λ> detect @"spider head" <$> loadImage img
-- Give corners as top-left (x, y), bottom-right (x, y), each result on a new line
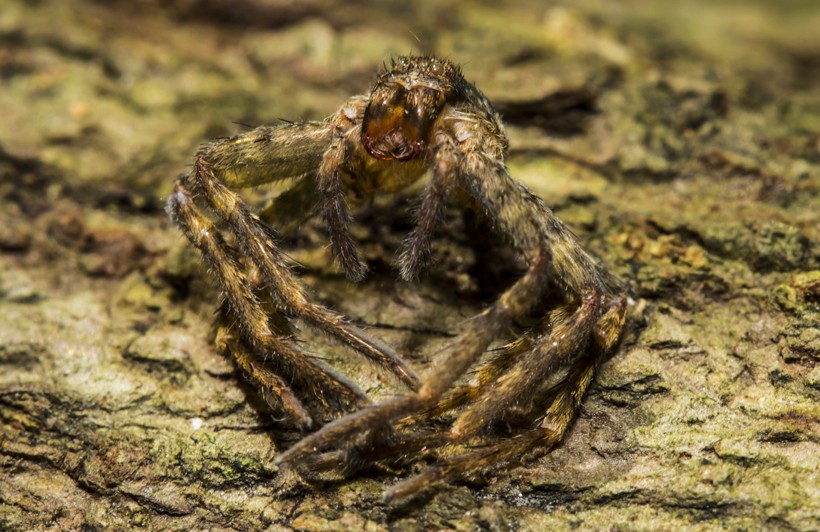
top-left (362, 80), bottom-right (447, 161)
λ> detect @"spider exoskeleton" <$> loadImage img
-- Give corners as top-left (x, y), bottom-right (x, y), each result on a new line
top-left (167, 55), bottom-right (627, 501)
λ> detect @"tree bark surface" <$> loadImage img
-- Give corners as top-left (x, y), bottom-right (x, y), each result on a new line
top-left (1, 1), bottom-right (818, 530)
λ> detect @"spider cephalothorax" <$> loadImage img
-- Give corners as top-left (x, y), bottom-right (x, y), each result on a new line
top-left (168, 55), bottom-right (627, 501)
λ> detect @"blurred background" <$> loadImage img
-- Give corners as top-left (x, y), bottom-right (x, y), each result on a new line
top-left (1, 0), bottom-right (818, 529)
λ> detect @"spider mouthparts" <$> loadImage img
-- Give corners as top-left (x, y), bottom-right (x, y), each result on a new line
top-left (361, 85), bottom-right (443, 161)
top-left (363, 133), bottom-right (424, 161)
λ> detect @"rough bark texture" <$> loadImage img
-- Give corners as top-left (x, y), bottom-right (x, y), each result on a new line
top-left (1, 0), bottom-right (818, 530)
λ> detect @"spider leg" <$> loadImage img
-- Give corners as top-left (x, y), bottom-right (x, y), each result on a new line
top-left (217, 324), bottom-right (313, 429)
top-left (449, 289), bottom-right (601, 438)
top-left (168, 184), bottom-right (372, 414)
top-left (177, 122), bottom-right (421, 390)
top-left (275, 246), bottom-right (551, 465)
top-left (281, 319), bottom-right (600, 489)
top-left (408, 330), bottom-right (538, 423)
top-left (299, 430), bottom-right (451, 475)
top-left (386, 291), bottom-right (629, 500)
top-left (317, 133), bottom-right (369, 282)
top-left (397, 139), bottom-right (457, 280)
top-left (382, 133), bottom-right (628, 499)
top-left (340, 284), bottom-right (624, 499)
top-left (384, 358), bottom-right (599, 502)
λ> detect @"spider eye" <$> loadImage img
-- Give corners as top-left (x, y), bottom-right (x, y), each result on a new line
top-left (362, 86), bottom-right (445, 161)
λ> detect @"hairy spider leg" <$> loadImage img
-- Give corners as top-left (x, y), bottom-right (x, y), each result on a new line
top-left (396, 138), bottom-right (458, 280)
top-left (286, 319), bottom-right (587, 478)
top-left (415, 288), bottom-right (621, 428)
top-left (384, 359), bottom-right (599, 502)
top-left (219, 327), bottom-right (313, 429)
top-left (406, 132), bottom-right (627, 490)
top-left (382, 292), bottom-right (626, 498)
top-left (180, 120), bottom-right (422, 390)
top-left (275, 242), bottom-right (552, 465)
top-left (433, 120), bottom-right (625, 408)
top-left (317, 132), bottom-right (369, 282)
top-left (411, 330), bottom-right (539, 421)
top-left (387, 287), bottom-right (628, 501)
top-left (167, 185), bottom-right (370, 418)
top-left (308, 293), bottom-right (618, 465)
top-left (449, 288), bottom-right (600, 438)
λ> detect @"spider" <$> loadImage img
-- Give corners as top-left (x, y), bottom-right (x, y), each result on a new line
top-left (167, 55), bottom-right (628, 501)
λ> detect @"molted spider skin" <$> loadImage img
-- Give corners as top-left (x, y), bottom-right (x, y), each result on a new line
top-left (167, 55), bottom-right (627, 501)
